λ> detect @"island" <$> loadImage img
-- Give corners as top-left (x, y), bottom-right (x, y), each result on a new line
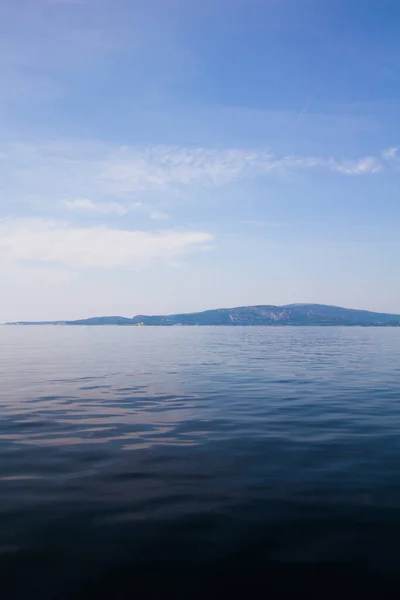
top-left (6, 304), bottom-right (400, 326)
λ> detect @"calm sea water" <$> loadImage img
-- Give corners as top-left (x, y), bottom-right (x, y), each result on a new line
top-left (1, 326), bottom-right (400, 598)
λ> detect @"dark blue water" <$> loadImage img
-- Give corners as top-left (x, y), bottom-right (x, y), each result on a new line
top-left (1, 326), bottom-right (400, 598)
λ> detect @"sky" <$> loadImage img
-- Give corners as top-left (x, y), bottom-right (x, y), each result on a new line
top-left (1, 0), bottom-right (400, 321)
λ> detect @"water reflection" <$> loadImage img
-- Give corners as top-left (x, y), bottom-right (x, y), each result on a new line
top-left (0, 383), bottom-right (204, 448)
top-left (2, 326), bottom-right (400, 597)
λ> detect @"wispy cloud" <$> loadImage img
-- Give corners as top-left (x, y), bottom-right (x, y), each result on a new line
top-left (64, 198), bottom-right (142, 216)
top-left (0, 218), bottom-right (213, 269)
top-left (382, 147), bottom-right (400, 168)
top-left (102, 147), bottom-right (384, 192)
top-left (329, 156), bottom-right (382, 175)
top-left (0, 141), bottom-right (389, 216)
top-left (64, 198), bottom-right (169, 220)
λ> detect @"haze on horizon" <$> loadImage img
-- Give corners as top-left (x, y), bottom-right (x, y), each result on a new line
top-left (1, 0), bottom-right (399, 322)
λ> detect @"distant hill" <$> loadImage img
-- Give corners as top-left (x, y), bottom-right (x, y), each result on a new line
top-left (6, 304), bottom-right (400, 326)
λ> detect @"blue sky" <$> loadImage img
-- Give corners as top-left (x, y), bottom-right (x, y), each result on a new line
top-left (1, 0), bottom-right (400, 320)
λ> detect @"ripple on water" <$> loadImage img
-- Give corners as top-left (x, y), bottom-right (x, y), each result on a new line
top-left (1, 327), bottom-right (400, 596)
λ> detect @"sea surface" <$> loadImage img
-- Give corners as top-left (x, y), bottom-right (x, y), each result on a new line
top-left (1, 326), bottom-right (400, 598)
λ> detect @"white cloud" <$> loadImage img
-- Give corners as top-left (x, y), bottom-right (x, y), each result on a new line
top-left (0, 141), bottom-right (388, 215)
top-left (101, 147), bottom-right (274, 191)
top-left (329, 156), bottom-right (382, 175)
top-left (0, 218), bottom-right (213, 269)
top-left (64, 198), bottom-right (142, 215)
top-left (101, 146), bottom-right (383, 192)
top-left (64, 197), bottom-right (167, 220)
top-left (382, 147), bottom-right (400, 168)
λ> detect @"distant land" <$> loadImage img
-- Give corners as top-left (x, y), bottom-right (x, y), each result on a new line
top-left (6, 304), bottom-right (400, 326)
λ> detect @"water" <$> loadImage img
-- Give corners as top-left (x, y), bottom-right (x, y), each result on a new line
top-left (1, 326), bottom-right (400, 598)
